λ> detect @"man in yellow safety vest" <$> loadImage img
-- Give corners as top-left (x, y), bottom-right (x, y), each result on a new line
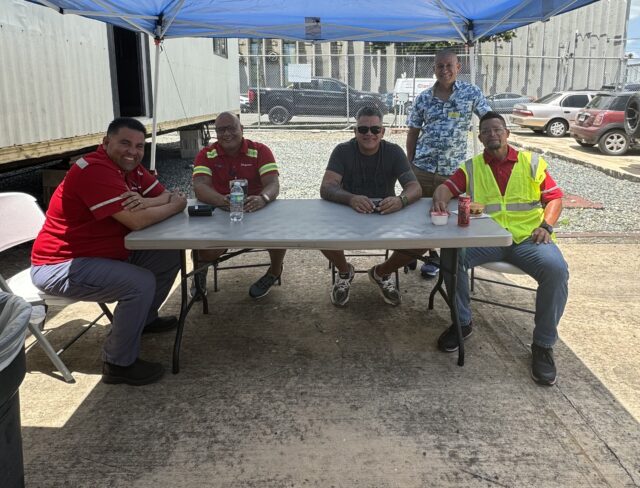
top-left (432, 111), bottom-right (569, 386)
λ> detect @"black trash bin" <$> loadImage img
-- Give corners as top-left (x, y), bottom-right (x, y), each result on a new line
top-left (0, 292), bottom-right (31, 488)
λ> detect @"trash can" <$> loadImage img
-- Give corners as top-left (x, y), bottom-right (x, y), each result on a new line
top-left (0, 292), bottom-right (31, 488)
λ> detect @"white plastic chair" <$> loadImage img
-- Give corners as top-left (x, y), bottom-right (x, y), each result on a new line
top-left (0, 192), bottom-right (112, 383)
top-left (470, 261), bottom-right (535, 314)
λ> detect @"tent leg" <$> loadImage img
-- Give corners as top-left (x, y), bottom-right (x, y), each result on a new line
top-left (150, 38), bottom-right (161, 173)
top-left (469, 42), bottom-right (479, 155)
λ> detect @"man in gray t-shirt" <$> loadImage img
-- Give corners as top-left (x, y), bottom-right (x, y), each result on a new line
top-left (320, 106), bottom-right (425, 307)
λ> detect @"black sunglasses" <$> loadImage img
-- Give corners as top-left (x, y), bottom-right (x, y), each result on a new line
top-left (356, 125), bottom-right (383, 135)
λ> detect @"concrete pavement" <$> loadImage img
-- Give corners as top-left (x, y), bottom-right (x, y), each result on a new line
top-left (509, 129), bottom-right (640, 182)
top-left (17, 239), bottom-right (640, 487)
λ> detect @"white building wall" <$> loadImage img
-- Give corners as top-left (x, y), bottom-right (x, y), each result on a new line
top-left (0, 0), bottom-right (113, 148)
top-left (477, 0), bottom-right (629, 97)
top-left (152, 37), bottom-right (239, 122)
top-left (0, 0), bottom-right (239, 158)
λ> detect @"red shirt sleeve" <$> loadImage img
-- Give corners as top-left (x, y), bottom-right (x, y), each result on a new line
top-left (443, 168), bottom-right (467, 197)
top-left (194, 147), bottom-right (210, 168)
top-left (257, 143), bottom-right (278, 176)
top-left (540, 170), bottom-right (563, 204)
top-left (138, 166), bottom-right (166, 197)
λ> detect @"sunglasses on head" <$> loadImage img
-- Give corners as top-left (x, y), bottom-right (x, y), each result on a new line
top-left (356, 125), bottom-right (383, 135)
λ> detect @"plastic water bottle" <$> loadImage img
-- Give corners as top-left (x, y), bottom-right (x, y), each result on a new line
top-left (229, 181), bottom-right (244, 222)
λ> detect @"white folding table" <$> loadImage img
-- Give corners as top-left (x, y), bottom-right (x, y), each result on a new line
top-left (125, 198), bottom-right (512, 373)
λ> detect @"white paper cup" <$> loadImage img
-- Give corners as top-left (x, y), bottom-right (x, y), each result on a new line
top-left (431, 212), bottom-right (448, 226)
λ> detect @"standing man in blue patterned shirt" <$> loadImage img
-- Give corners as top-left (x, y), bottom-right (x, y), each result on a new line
top-left (405, 49), bottom-right (491, 277)
top-left (406, 49), bottom-right (491, 197)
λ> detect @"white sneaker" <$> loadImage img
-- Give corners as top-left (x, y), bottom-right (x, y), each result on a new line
top-left (331, 264), bottom-right (355, 306)
top-left (368, 266), bottom-right (401, 306)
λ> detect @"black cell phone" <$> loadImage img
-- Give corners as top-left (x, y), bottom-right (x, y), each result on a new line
top-left (371, 198), bottom-right (383, 211)
top-left (188, 204), bottom-right (214, 216)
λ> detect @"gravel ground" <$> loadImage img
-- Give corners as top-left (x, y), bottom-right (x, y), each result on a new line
top-left (153, 130), bottom-right (640, 235)
top-left (2, 129), bottom-right (639, 235)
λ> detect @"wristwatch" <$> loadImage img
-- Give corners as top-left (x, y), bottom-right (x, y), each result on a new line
top-left (400, 195), bottom-right (409, 208)
top-left (539, 221), bottom-right (553, 234)
top-left (260, 193), bottom-right (271, 204)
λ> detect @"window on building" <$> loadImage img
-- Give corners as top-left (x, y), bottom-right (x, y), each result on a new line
top-left (213, 38), bottom-right (228, 58)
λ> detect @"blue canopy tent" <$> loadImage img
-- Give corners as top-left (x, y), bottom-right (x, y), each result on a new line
top-left (29, 0), bottom-right (600, 169)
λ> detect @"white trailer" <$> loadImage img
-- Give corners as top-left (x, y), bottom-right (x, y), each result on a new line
top-left (0, 0), bottom-right (240, 169)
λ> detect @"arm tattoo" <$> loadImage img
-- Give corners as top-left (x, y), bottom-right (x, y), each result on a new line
top-left (321, 182), bottom-right (353, 205)
top-left (398, 170), bottom-right (417, 187)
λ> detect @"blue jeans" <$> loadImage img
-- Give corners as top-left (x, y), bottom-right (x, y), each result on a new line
top-left (443, 238), bottom-right (569, 348)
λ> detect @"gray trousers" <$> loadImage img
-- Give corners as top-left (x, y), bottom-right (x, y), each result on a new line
top-left (31, 250), bottom-right (180, 366)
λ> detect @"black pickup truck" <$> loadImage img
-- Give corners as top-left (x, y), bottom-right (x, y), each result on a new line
top-left (247, 77), bottom-right (388, 124)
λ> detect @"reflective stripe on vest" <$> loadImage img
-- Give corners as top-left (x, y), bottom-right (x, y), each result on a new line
top-left (530, 152), bottom-right (540, 179)
top-left (484, 201), bottom-right (541, 214)
top-left (464, 158), bottom-right (474, 199)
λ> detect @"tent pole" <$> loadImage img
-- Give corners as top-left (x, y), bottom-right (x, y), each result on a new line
top-left (345, 50), bottom-right (350, 126)
top-left (257, 55), bottom-right (261, 128)
top-left (150, 38), bottom-right (161, 174)
top-left (469, 41), bottom-right (479, 156)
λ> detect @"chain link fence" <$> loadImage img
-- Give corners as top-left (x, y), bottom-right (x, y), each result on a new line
top-left (238, 51), bottom-right (627, 130)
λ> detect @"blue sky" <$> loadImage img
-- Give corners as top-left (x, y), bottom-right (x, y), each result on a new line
top-left (628, 0), bottom-right (640, 58)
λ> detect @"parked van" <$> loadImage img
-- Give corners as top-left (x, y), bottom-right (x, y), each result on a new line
top-left (392, 77), bottom-right (437, 112)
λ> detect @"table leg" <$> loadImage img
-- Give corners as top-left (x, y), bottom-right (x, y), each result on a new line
top-left (428, 272), bottom-right (448, 309)
top-left (173, 250), bottom-right (189, 374)
top-left (440, 248), bottom-right (464, 366)
top-left (174, 250), bottom-right (213, 373)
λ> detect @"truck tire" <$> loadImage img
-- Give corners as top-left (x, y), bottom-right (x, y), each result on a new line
top-left (545, 118), bottom-right (568, 137)
top-left (625, 93), bottom-right (640, 138)
top-left (268, 106), bottom-right (292, 125)
top-left (598, 130), bottom-right (629, 156)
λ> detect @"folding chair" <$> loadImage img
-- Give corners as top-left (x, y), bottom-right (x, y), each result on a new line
top-left (0, 192), bottom-right (113, 383)
top-left (211, 249), bottom-right (280, 292)
top-left (470, 261), bottom-right (535, 314)
top-left (192, 248), bottom-right (281, 294)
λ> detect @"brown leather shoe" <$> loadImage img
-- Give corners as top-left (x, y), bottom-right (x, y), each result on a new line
top-left (102, 358), bottom-right (164, 386)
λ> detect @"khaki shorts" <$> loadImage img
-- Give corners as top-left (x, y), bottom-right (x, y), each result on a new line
top-left (410, 164), bottom-right (449, 198)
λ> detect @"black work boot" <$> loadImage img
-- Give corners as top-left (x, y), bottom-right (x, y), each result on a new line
top-left (531, 344), bottom-right (557, 386)
top-left (102, 358), bottom-right (165, 386)
top-left (437, 322), bottom-right (473, 352)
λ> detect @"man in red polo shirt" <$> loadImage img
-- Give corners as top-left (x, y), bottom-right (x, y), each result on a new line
top-left (191, 112), bottom-right (285, 299)
top-left (31, 117), bottom-right (187, 386)
top-left (432, 111), bottom-right (568, 386)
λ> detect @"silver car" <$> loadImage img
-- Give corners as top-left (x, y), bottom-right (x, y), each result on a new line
top-left (486, 92), bottom-right (535, 113)
top-left (511, 90), bottom-right (599, 137)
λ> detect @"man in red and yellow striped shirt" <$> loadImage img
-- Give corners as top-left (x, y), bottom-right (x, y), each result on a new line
top-left (191, 112), bottom-right (285, 299)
